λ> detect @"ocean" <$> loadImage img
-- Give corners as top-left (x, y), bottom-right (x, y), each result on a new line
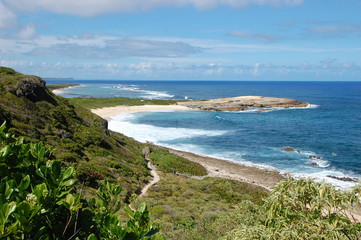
top-left (52, 80), bottom-right (361, 188)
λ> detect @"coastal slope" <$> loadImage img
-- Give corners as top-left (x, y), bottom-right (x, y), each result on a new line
top-left (0, 67), bottom-right (151, 198)
top-left (177, 95), bottom-right (309, 111)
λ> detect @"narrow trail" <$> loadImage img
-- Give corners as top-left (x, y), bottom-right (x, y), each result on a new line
top-left (139, 157), bottom-right (160, 198)
top-left (129, 156), bottom-right (159, 211)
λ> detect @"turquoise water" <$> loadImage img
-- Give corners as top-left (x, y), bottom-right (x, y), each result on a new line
top-left (53, 80), bottom-right (361, 187)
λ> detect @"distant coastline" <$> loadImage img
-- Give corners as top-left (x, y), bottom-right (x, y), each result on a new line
top-left (49, 83), bottom-right (84, 95)
top-left (44, 77), bottom-right (75, 81)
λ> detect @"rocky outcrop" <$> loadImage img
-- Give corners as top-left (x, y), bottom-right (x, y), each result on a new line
top-left (177, 96), bottom-right (308, 112)
top-left (6, 76), bottom-right (57, 105)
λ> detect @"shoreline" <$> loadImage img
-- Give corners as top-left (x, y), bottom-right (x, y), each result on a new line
top-left (166, 147), bottom-right (285, 191)
top-left (91, 104), bottom-right (191, 120)
top-left (91, 104), bottom-right (285, 190)
top-left (52, 84), bottom-right (85, 95)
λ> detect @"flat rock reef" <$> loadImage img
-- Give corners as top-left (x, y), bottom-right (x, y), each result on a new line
top-left (177, 95), bottom-right (309, 112)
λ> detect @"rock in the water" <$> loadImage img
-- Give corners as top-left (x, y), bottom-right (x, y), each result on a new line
top-left (283, 147), bottom-right (296, 152)
top-left (327, 175), bottom-right (358, 182)
top-left (177, 96), bottom-right (309, 112)
top-left (309, 162), bottom-right (319, 167)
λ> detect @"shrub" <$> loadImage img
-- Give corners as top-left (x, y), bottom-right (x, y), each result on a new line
top-left (0, 121), bottom-right (163, 239)
top-left (223, 177), bottom-right (361, 240)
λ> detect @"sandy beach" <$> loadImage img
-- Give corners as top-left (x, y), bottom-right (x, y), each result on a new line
top-left (91, 104), bottom-right (191, 119)
top-left (52, 84), bottom-right (84, 95)
top-left (91, 104), bottom-right (285, 190)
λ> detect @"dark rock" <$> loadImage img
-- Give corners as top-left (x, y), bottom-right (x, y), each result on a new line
top-left (326, 175), bottom-right (358, 182)
top-left (283, 147), bottom-right (295, 152)
top-left (309, 162), bottom-right (319, 167)
top-left (6, 76), bottom-right (57, 105)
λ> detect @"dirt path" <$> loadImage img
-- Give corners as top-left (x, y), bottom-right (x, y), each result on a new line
top-left (139, 157), bottom-right (160, 198)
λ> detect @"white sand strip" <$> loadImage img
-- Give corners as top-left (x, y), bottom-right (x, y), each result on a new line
top-left (91, 104), bottom-right (191, 119)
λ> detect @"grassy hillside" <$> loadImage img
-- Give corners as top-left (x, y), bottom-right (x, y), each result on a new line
top-left (0, 67), bottom-right (150, 199)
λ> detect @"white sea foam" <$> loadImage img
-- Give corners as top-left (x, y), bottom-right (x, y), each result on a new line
top-left (305, 104), bottom-right (319, 109)
top-left (140, 90), bottom-right (175, 99)
top-left (113, 84), bottom-right (174, 99)
top-left (109, 113), bottom-right (228, 144)
top-left (292, 170), bottom-right (359, 189)
top-left (234, 104), bottom-right (319, 113)
top-left (109, 113), bottom-right (359, 189)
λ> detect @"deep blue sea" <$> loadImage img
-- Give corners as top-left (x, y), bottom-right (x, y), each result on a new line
top-left (51, 80), bottom-right (361, 188)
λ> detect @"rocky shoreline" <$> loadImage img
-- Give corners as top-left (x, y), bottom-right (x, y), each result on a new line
top-left (177, 95), bottom-right (309, 112)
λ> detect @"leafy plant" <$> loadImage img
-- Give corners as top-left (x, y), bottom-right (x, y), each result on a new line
top-left (223, 177), bottom-right (361, 240)
top-left (0, 121), bottom-right (163, 239)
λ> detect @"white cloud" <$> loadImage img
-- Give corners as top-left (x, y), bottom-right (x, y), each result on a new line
top-left (1, 57), bottom-right (359, 80)
top-left (0, 2), bottom-right (16, 29)
top-left (16, 24), bottom-right (36, 39)
top-left (0, 34), bottom-right (203, 58)
top-left (26, 38), bottom-right (203, 59)
top-left (4, 0), bottom-right (303, 17)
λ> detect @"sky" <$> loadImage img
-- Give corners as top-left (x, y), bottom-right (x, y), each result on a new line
top-left (0, 0), bottom-right (360, 81)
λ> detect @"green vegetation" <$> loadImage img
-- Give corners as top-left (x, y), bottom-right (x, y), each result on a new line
top-left (46, 83), bottom-right (80, 90)
top-left (134, 172), bottom-right (269, 239)
top-left (223, 178), bottom-right (361, 240)
top-left (68, 97), bottom-right (182, 109)
top-left (0, 122), bottom-right (162, 239)
top-left (149, 147), bottom-right (207, 176)
top-left (0, 67), bottom-right (150, 199)
top-left (135, 169), bottom-right (361, 239)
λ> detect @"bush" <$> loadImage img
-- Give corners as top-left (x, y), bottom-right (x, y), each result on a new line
top-left (149, 148), bottom-right (207, 176)
top-left (223, 177), bottom-right (361, 240)
top-left (0, 121), bottom-right (163, 239)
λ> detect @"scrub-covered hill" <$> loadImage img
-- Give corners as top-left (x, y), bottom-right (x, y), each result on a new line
top-left (0, 67), bottom-right (149, 199)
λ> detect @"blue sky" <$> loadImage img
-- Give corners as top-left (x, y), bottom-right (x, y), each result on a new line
top-left (0, 0), bottom-right (360, 80)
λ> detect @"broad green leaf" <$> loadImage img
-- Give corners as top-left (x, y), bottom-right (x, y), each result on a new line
top-left (16, 202), bottom-right (30, 217)
top-left (87, 233), bottom-right (98, 240)
top-left (0, 146), bottom-right (10, 157)
top-left (18, 175), bottom-right (30, 192)
top-left (50, 161), bottom-right (61, 179)
top-left (61, 167), bottom-right (74, 180)
top-left (2, 202), bottom-right (16, 219)
top-left (33, 183), bottom-right (48, 200)
top-left (62, 179), bottom-right (76, 187)
top-left (137, 203), bottom-right (147, 214)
